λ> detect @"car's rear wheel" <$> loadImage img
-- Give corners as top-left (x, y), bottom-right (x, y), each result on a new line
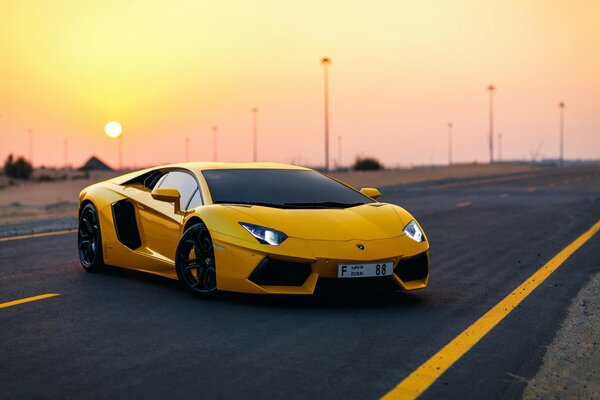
top-left (175, 223), bottom-right (218, 297)
top-left (78, 203), bottom-right (105, 272)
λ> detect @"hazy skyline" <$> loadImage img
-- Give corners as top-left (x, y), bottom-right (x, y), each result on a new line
top-left (1, 0), bottom-right (599, 168)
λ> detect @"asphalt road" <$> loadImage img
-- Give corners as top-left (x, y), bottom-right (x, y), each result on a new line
top-left (1, 166), bottom-right (599, 399)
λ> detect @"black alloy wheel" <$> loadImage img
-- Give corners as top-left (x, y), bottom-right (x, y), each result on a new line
top-left (175, 223), bottom-right (218, 297)
top-left (78, 203), bottom-right (104, 272)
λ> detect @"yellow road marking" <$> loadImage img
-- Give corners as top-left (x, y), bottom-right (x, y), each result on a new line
top-left (382, 219), bottom-right (600, 400)
top-left (0, 293), bottom-right (60, 309)
top-left (0, 229), bottom-right (76, 242)
top-left (455, 201), bottom-right (471, 208)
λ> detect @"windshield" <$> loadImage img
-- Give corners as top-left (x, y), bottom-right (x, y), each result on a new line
top-left (203, 169), bottom-right (374, 209)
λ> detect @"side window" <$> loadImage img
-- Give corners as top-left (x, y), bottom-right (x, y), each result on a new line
top-left (187, 188), bottom-right (202, 209)
top-left (158, 171), bottom-right (199, 210)
top-left (144, 171), bottom-right (165, 189)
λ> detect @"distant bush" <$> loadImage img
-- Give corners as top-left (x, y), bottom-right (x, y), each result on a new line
top-left (4, 154), bottom-right (33, 179)
top-left (36, 174), bottom-right (55, 182)
top-left (353, 157), bottom-right (383, 171)
top-left (70, 172), bottom-right (89, 180)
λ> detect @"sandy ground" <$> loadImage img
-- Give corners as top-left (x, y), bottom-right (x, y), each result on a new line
top-left (0, 170), bottom-right (117, 225)
top-left (523, 272), bottom-right (600, 399)
top-left (0, 163), bottom-right (542, 226)
top-left (327, 163), bottom-right (542, 188)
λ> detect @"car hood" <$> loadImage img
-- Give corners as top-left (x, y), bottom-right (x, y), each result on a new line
top-left (224, 203), bottom-right (406, 241)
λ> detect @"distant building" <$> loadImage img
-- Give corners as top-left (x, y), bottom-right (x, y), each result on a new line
top-left (79, 156), bottom-right (113, 171)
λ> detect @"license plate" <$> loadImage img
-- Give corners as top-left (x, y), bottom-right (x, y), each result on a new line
top-left (337, 261), bottom-right (393, 278)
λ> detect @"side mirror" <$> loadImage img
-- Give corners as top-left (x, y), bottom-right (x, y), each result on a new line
top-left (151, 187), bottom-right (182, 213)
top-left (360, 187), bottom-right (381, 199)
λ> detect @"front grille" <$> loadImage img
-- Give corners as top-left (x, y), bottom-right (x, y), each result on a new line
top-left (248, 257), bottom-right (312, 286)
top-left (394, 252), bottom-right (429, 282)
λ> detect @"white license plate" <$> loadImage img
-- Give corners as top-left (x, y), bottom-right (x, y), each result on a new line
top-left (337, 261), bottom-right (394, 278)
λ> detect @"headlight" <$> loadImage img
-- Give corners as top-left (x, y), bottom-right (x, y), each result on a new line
top-left (403, 220), bottom-right (424, 242)
top-left (240, 222), bottom-right (288, 245)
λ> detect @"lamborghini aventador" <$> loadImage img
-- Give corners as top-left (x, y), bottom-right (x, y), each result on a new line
top-left (78, 162), bottom-right (429, 296)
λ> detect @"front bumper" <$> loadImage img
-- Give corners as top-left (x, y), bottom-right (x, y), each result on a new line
top-left (211, 232), bottom-right (429, 294)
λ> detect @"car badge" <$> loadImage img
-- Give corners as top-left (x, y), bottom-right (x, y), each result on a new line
top-left (356, 244), bottom-right (365, 250)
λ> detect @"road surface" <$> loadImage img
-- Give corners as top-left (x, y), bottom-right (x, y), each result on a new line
top-left (1, 166), bottom-right (599, 399)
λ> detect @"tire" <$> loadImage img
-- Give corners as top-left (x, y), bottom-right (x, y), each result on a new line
top-left (175, 222), bottom-right (218, 298)
top-left (78, 202), bottom-right (105, 272)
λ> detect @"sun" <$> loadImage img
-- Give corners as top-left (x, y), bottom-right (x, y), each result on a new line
top-left (104, 121), bottom-right (122, 138)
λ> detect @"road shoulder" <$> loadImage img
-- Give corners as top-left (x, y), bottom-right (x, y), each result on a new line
top-left (523, 272), bottom-right (600, 399)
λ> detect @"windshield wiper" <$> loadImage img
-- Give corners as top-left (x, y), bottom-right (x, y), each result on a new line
top-left (283, 202), bottom-right (366, 209)
top-left (214, 201), bottom-right (289, 209)
top-left (214, 201), bottom-right (366, 209)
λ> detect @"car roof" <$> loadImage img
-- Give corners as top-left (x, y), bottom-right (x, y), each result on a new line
top-left (110, 162), bottom-right (312, 185)
top-left (174, 161), bottom-right (310, 173)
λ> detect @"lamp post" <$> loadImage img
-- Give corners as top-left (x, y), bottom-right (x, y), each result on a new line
top-left (64, 139), bottom-right (68, 169)
top-left (448, 122), bottom-right (453, 166)
top-left (337, 135), bottom-right (342, 169)
top-left (104, 121), bottom-right (123, 170)
top-left (212, 126), bottom-right (218, 162)
top-left (27, 128), bottom-right (33, 166)
top-left (498, 133), bottom-right (502, 162)
top-left (251, 108), bottom-right (258, 162)
top-left (488, 85), bottom-right (495, 164)
top-left (185, 137), bottom-right (190, 162)
top-left (321, 57), bottom-right (332, 171)
top-left (118, 136), bottom-right (123, 170)
top-left (559, 102), bottom-right (565, 167)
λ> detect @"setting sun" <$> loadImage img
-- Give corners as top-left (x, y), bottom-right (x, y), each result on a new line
top-left (104, 121), bottom-right (122, 139)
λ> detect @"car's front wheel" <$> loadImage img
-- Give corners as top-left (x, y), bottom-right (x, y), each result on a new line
top-left (78, 202), bottom-right (105, 272)
top-left (175, 223), bottom-right (218, 297)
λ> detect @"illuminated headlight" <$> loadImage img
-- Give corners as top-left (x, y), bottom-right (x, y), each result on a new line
top-left (240, 223), bottom-right (288, 245)
top-left (403, 220), bottom-right (424, 242)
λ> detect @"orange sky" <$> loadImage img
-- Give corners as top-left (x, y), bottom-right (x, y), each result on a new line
top-left (0, 0), bottom-right (599, 168)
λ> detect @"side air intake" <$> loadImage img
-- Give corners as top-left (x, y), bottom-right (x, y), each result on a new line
top-left (394, 252), bottom-right (429, 282)
top-left (111, 200), bottom-right (142, 250)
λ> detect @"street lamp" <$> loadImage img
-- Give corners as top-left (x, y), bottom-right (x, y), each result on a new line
top-left (64, 139), bottom-right (68, 169)
top-left (321, 57), bottom-right (332, 171)
top-left (337, 136), bottom-right (342, 169)
top-left (448, 122), bottom-right (453, 166)
top-left (497, 133), bottom-right (503, 162)
top-left (487, 85), bottom-right (495, 164)
top-left (185, 137), bottom-right (190, 162)
top-left (104, 121), bottom-right (123, 170)
top-left (559, 102), bottom-right (565, 167)
top-left (212, 126), bottom-right (218, 162)
top-left (27, 128), bottom-right (33, 166)
top-left (251, 108), bottom-right (258, 162)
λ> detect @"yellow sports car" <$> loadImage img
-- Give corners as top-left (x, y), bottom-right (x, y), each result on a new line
top-left (78, 162), bottom-right (429, 296)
